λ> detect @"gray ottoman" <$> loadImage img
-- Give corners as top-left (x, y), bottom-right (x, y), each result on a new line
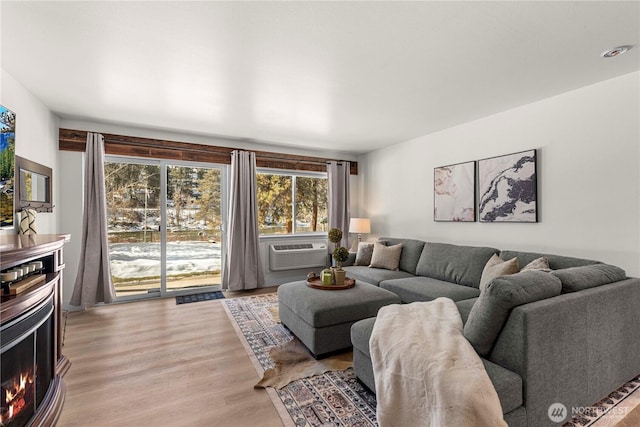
top-left (277, 281), bottom-right (401, 357)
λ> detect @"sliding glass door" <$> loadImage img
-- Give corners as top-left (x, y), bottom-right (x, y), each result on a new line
top-left (165, 164), bottom-right (223, 292)
top-left (105, 160), bottom-right (162, 297)
top-left (105, 157), bottom-right (226, 300)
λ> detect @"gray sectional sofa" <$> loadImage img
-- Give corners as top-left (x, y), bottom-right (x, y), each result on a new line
top-left (345, 237), bottom-right (640, 427)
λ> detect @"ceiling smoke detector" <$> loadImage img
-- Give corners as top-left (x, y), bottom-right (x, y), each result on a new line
top-left (601, 45), bottom-right (632, 58)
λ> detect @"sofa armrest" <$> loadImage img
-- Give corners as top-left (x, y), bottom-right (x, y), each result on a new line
top-left (489, 278), bottom-right (640, 426)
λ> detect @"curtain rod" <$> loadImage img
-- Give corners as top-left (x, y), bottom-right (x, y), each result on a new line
top-left (250, 152), bottom-right (349, 166)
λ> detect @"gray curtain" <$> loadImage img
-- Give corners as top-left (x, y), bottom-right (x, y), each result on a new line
top-left (70, 132), bottom-right (116, 307)
top-left (327, 161), bottom-right (351, 249)
top-left (222, 150), bottom-right (264, 291)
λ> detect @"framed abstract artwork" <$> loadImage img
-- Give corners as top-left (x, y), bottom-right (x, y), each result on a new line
top-left (434, 161), bottom-right (475, 222)
top-left (478, 149), bottom-right (537, 222)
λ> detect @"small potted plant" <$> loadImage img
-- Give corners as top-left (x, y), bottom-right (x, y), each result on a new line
top-left (328, 228), bottom-right (349, 284)
top-left (333, 246), bottom-right (350, 269)
top-left (332, 247), bottom-right (349, 285)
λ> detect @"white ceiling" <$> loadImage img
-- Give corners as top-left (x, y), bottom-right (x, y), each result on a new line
top-left (1, 1), bottom-right (639, 154)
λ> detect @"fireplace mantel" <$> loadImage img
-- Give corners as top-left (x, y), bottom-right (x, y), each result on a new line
top-left (1, 234), bottom-right (70, 427)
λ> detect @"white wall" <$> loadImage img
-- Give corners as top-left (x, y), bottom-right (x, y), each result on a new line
top-left (57, 119), bottom-right (361, 306)
top-left (0, 69), bottom-right (59, 235)
top-left (362, 72), bottom-right (640, 277)
top-left (57, 149), bottom-right (83, 308)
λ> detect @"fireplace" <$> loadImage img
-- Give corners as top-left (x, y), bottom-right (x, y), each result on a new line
top-left (1, 297), bottom-right (54, 427)
top-left (1, 234), bottom-right (69, 427)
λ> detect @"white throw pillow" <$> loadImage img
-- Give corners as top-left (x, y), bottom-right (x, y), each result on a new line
top-left (521, 256), bottom-right (552, 272)
top-left (369, 242), bottom-right (403, 271)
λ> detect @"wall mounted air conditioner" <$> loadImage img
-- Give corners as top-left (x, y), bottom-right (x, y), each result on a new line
top-left (269, 243), bottom-right (327, 271)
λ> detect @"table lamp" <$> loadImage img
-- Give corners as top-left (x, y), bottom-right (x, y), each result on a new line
top-left (349, 218), bottom-right (371, 250)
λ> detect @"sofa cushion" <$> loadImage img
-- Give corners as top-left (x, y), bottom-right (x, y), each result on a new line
top-left (500, 250), bottom-right (600, 270)
top-left (350, 315), bottom-right (523, 414)
top-left (380, 277), bottom-right (481, 303)
top-left (342, 265), bottom-right (414, 286)
top-left (369, 242), bottom-right (403, 270)
top-left (480, 254), bottom-right (520, 292)
top-left (378, 237), bottom-right (426, 274)
top-left (482, 359), bottom-right (523, 414)
top-left (278, 281), bottom-right (400, 329)
top-left (464, 270), bottom-right (562, 356)
top-left (355, 242), bottom-right (375, 266)
top-left (416, 242), bottom-right (499, 288)
top-left (351, 317), bottom-right (376, 357)
top-left (455, 298), bottom-right (478, 324)
top-left (552, 264), bottom-right (627, 293)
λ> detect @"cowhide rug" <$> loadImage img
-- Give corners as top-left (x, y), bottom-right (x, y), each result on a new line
top-left (255, 338), bottom-right (353, 390)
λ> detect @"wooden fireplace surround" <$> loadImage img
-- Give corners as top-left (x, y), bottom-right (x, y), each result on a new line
top-left (1, 234), bottom-right (71, 426)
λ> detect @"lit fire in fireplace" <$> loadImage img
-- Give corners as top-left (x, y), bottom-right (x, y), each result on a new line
top-left (0, 368), bottom-right (34, 426)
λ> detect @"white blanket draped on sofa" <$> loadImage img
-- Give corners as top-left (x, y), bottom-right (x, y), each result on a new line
top-left (370, 297), bottom-right (507, 427)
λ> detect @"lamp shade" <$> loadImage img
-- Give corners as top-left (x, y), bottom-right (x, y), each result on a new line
top-left (349, 218), bottom-right (371, 234)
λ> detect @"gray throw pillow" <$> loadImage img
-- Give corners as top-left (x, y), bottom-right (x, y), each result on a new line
top-left (464, 270), bottom-right (562, 356)
top-left (552, 264), bottom-right (626, 293)
top-left (355, 242), bottom-right (374, 266)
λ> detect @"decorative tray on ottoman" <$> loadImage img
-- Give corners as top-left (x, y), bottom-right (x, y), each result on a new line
top-left (306, 276), bottom-right (356, 290)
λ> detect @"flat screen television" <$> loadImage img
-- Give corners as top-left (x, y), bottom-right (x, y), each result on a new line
top-left (1, 105), bottom-right (16, 229)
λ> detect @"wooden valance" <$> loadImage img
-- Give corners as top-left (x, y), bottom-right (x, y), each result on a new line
top-left (58, 128), bottom-right (358, 175)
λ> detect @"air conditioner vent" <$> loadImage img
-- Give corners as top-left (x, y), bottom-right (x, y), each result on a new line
top-left (269, 242), bottom-right (327, 271)
top-left (272, 244), bottom-right (314, 251)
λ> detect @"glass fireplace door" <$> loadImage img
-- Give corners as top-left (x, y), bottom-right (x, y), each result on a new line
top-left (0, 298), bottom-right (54, 427)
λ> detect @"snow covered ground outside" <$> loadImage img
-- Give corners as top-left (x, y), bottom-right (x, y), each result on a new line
top-left (109, 241), bottom-right (221, 279)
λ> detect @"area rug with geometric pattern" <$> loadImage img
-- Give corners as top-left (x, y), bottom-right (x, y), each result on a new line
top-left (222, 293), bottom-right (377, 426)
top-left (222, 292), bottom-right (639, 427)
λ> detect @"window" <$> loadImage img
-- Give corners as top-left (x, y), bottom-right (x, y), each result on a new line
top-left (257, 170), bottom-right (328, 235)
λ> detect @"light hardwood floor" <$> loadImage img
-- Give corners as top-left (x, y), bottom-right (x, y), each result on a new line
top-left (58, 288), bottom-right (283, 427)
top-left (57, 287), bottom-right (640, 427)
